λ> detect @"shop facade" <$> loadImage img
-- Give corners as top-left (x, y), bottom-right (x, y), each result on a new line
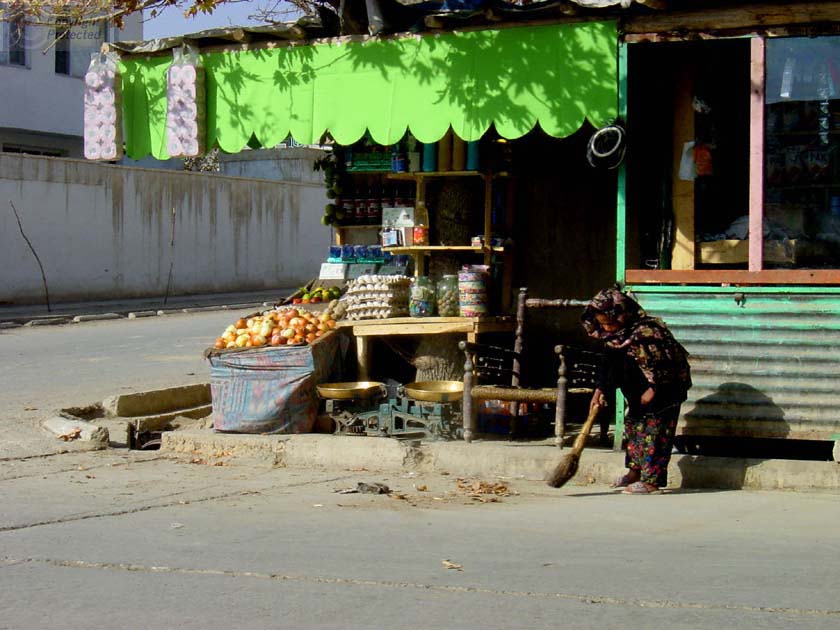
top-left (621, 2), bottom-right (840, 454)
top-left (103, 1), bottom-right (840, 454)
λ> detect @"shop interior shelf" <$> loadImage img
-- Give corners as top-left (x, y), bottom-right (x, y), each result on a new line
top-left (387, 170), bottom-right (484, 179)
top-left (382, 245), bottom-right (505, 253)
top-left (386, 171), bottom-right (510, 180)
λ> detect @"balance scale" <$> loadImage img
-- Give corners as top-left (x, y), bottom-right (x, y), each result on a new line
top-left (316, 381), bottom-right (463, 441)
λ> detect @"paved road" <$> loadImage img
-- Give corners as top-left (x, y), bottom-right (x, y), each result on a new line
top-left (2, 309), bottom-right (839, 628)
top-left (1, 451), bottom-right (838, 629)
top-left (0, 311), bottom-right (235, 458)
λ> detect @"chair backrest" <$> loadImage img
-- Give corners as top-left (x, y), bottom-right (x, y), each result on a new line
top-left (561, 346), bottom-right (601, 394)
top-left (460, 287), bottom-right (591, 388)
top-left (515, 287), bottom-right (589, 388)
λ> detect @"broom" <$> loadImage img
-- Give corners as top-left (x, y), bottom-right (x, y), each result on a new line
top-left (545, 404), bottom-right (600, 488)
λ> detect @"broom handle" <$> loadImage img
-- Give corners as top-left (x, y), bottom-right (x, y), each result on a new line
top-left (571, 405), bottom-right (600, 455)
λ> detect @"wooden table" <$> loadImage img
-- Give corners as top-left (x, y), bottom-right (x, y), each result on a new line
top-left (336, 316), bottom-right (515, 380)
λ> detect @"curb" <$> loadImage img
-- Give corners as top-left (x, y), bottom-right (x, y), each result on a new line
top-left (73, 313), bottom-right (123, 323)
top-left (103, 384), bottom-right (211, 418)
top-left (159, 430), bottom-right (840, 491)
top-left (24, 317), bottom-right (70, 327)
top-left (2, 302), bottom-right (271, 327)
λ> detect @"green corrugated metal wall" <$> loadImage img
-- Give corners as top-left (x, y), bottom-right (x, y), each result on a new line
top-left (631, 290), bottom-right (840, 441)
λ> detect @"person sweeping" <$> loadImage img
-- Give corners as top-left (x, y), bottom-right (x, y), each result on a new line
top-left (581, 287), bottom-right (692, 495)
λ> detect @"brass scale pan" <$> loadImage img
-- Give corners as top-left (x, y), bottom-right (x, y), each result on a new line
top-left (316, 380), bottom-right (463, 403)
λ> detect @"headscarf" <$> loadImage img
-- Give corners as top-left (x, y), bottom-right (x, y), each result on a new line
top-left (581, 288), bottom-right (691, 389)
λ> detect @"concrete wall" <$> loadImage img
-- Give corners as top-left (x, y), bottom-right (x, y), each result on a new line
top-left (0, 154), bottom-right (329, 304)
top-left (219, 147), bottom-right (327, 184)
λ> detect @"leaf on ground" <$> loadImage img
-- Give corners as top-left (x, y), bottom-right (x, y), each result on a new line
top-left (455, 477), bottom-right (514, 497)
top-left (58, 428), bottom-right (82, 441)
top-left (415, 484), bottom-right (428, 492)
top-left (442, 559), bottom-right (463, 571)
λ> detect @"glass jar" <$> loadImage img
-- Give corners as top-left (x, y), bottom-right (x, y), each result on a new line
top-left (436, 275), bottom-right (459, 317)
top-left (409, 276), bottom-right (435, 317)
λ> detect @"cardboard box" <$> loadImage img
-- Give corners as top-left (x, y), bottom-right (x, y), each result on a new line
top-left (382, 206), bottom-right (415, 228)
top-left (698, 239), bottom-right (796, 265)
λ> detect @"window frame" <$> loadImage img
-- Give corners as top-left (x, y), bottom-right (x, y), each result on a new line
top-left (1, 17), bottom-right (26, 67)
top-left (621, 33), bottom-right (840, 286)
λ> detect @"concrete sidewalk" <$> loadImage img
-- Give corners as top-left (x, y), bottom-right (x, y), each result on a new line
top-left (161, 430), bottom-right (840, 492)
top-left (52, 383), bottom-right (840, 493)
top-left (0, 289), bottom-right (295, 326)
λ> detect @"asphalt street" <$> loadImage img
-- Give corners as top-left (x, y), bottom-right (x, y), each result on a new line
top-left (1, 450), bottom-right (839, 629)
top-left (1, 309), bottom-right (839, 629)
top-left (0, 310), bottom-right (234, 458)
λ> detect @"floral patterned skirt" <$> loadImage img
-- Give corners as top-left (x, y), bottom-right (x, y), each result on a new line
top-left (624, 404), bottom-right (681, 487)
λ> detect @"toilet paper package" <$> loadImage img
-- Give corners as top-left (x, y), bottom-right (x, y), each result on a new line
top-left (83, 53), bottom-right (123, 161)
top-left (165, 45), bottom-right (206, 158)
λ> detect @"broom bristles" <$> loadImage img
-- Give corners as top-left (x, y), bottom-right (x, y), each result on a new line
top-left (545, 452), bottom-right (580, 488)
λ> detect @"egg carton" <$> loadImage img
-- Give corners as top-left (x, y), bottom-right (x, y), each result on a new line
top-left (346, 304), bottom-right (409, 320)
top-left (346, 299), bottom-right (408, 312)
top-left (348, 295), bottom-right (409, 306)
top-left (350, 275), bottom-right (411, 287)
top-left (346, 287), bottom-right (409, 299)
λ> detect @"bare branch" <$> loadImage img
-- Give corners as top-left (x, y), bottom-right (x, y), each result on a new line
top-left (9, 201), bottom-right (51, 313)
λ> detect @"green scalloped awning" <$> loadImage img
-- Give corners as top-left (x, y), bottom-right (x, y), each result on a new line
top-left (120, 21), bottom-right (617, 159)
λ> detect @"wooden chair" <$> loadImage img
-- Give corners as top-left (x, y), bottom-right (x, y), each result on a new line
top-left (459, 287), bottom-right (604, 447)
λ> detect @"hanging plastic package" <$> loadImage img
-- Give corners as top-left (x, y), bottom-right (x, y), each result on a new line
top-left (678, 141), bottom-right (696, 181)
top-left (83, 52), bottom-right (123, 161)
top-left (165, 45), bottom-right (206, 158)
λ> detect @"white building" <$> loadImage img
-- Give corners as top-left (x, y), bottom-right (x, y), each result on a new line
top-left (0, 13), bottom-right (142, 158)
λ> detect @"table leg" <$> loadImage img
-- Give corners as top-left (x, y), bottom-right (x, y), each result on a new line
top-left (356, 336), bottom-right (371, 381)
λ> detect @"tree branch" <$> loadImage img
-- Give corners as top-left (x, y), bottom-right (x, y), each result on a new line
top-left (10, 201), bottom-right (51, 313)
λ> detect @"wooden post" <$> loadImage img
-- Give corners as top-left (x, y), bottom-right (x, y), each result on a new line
top-left (506, 287), bottom-right (528, 435)
top-left (483, 174), bottom-right (493, 266)
top-left (511, 287), bottom-right (526, 388)
top-left (554, 345), bottom-right (567, 448)
top-left (671, 63), bottom-right (696, 270)
top-left (414, 175), bottom-right (427, 277)
top-left (461, 345), bottom-right (475, 443)
top-left (356, 336), bottom-right (371, 381)
top-left (749, 37), bottom-right (766, 271)
top-left (501, 177), bottom-right (516, 312)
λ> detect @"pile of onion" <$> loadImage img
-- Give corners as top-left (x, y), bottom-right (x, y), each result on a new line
top-left (213, 308), bottom-right (337, 350)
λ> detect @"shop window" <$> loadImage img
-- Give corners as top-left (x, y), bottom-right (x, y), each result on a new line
top-left (626, 40), bottom-right (751, 272)
top-left (765, 37), bottom-right (840, 269)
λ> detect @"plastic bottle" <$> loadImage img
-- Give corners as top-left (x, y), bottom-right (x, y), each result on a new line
top-left (367, 185), bottom-right (381, 226)
top-left (341, 184), bottom-right (355, 225)
top-left (422, 142), bottom-right (438, 172)
top-left (466, 141), bottom-right (480, 171)
top-left (413, 199), bottom-right (429, 245)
